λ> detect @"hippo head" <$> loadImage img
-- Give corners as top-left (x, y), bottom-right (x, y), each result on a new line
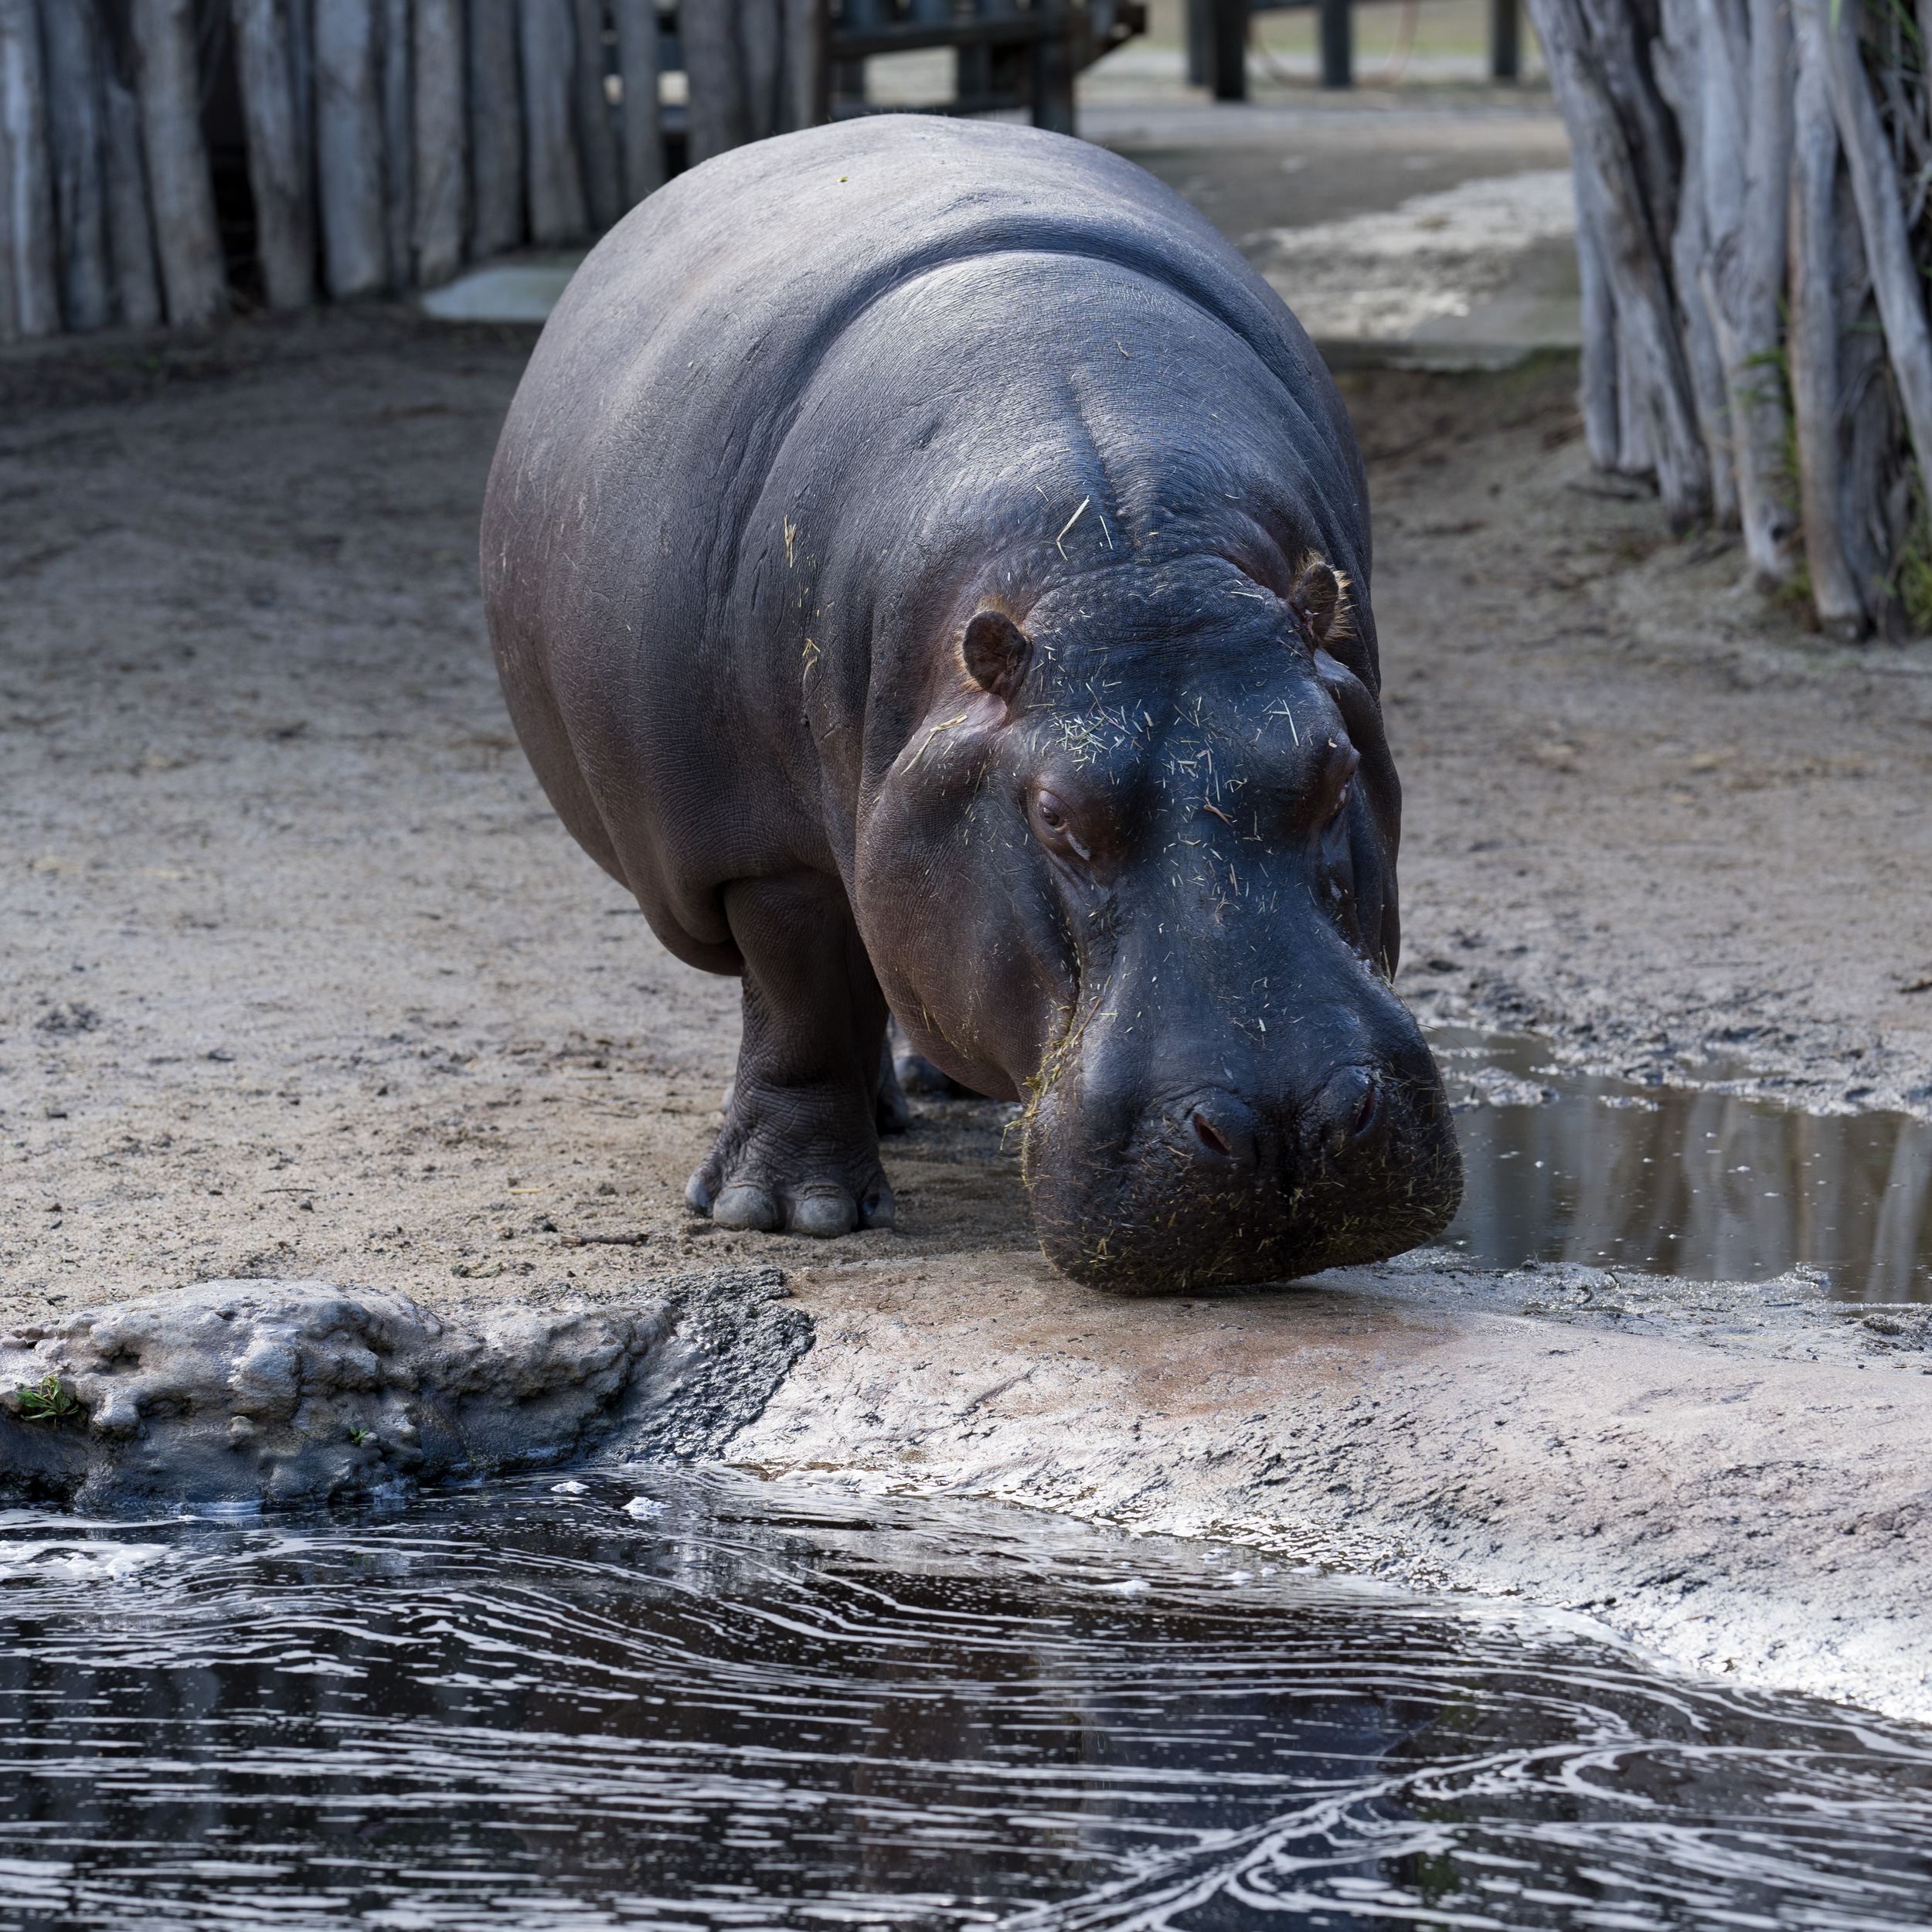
top-left (855, 553), bottom-right (1461, 1294)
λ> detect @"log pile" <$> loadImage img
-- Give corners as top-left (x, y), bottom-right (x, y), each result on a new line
top-left (1532, 0), bottom-right (1932, 639)
top-left (0, 0), bottom-right (793, 341)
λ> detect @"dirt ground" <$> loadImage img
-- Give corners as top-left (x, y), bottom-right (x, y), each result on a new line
top-left (3, 265), bottom-right (1930, 1331)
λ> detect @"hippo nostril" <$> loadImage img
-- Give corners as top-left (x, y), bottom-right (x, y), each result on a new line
top-left (1311, 1066), bottom-right (1383, 1162)
top-left (1193, 1111), bottom-right (1233, 1158)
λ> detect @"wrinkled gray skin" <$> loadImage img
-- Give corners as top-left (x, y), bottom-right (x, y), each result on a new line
top-left (483, 118), bottom-right (1461, 1291)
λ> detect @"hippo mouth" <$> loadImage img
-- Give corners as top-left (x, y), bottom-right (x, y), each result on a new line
top-left (1021, 1062), bottom-right (1464, 1294)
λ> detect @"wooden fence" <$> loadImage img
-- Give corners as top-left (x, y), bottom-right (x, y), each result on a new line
top-left (1532, 0), bottom-right (1932, 641)
top-left (0, 0), bottom-right (841, 340)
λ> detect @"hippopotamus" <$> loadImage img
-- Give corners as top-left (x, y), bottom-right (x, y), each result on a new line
top-left (482, 117), bottom-right (1461, 1292)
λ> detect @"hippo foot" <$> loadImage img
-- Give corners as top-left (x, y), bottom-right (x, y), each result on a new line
top-left (685, 1107), bottom-right (895, 1240)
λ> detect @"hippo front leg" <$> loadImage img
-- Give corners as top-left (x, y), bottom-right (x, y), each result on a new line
top-left (685, 873), bottom-right (896, 1239)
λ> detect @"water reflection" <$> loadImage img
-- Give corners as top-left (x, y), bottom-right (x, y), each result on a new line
top-left (2, 1471), bottom-right (1932, 1929)
top-left (1435, 1030), bottom-right (1932, 1301)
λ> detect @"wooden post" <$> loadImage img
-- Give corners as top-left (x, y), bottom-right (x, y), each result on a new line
top-left (1490, 0), bottom-right (1519, 80)
top-left (521, 0), bottom-right (588, 242)
top-left (1210, 0), bottom-right (1245, 100)
top-left (315, 0), bottom-right (388, 296)
top-left (1185, 0), bottom-right (1209, 85)
top-left (41, 0), bottom-right (113, 332)
top-left (1816, 0), bottom-right (1932, 497)
top-left (233, 0), bottom-right (317, 310)
top-left (1788, 2), bottom-right (1866, 638)
top-left (1572, 166), bottom-right (1619, 470)
top-left (468, 0), bottom-right (525, 256)
top-left (131, 0), bottom-right (226, 323)
top-left (682, 0), bottom-right (747, 165)
top-left (780, 0), bottom-right (824, 131)
top-left (414, 0), bottom-right (466, 284)
top-left (1529, 0), bottom-right (1710, 526)
top-left (100, 60), bottom-right (162, 326)
top-left (381, 0), bottom-right (413, 288)
top-left (1721, 0), bottom-right (1796, 585)
top-left (1654, 0), bottom-right (1738, 523)
top-left (572, 0), bottom-right (622, 229)
top-left (740, 0), bottom-right (781, 139)
top-left (0, 34), bottom-right (15, 342)
top-left (0, 0), bottom-right (61, 337)
top-left (1031, 0), bottom-right (1074, 133)
top-left (613, 0), bottom-right (662, 204)
top-left (1319, 0), bottom-right (1351, 88)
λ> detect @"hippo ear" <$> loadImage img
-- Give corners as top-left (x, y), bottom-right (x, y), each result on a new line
top-left (961, 611), bottom-right (1032, 703)
top-left (1288, 560), bottom-right (1342, 648)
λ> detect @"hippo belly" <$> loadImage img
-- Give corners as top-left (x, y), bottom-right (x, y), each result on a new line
top-left (482, 117), bottom-right (1461, 1287)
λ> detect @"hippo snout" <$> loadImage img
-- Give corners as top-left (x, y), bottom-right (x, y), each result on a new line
top-left (1023, 1039), bottom-right (1462, 1295)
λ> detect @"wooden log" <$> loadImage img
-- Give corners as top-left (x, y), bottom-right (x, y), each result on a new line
top-left (1835, 275), bottom-right (1911, 638)
top-left (612, 0), bottom-right (662, 206)
top-left (682, 0), bottom-right (747, 166)
top-left (571, 0), bottom-right (622, 231)
top-left (1654, 0), bottom-right (1740, 525)
top-left (1572, 165), bottom-right (1621, 470)
top-left (0, 0), bottom-right (61, 337)
top-left (41, 0), bottom-right (113, 332)
top-left (1575, 0), bottom-right (1681, 248)
top-left (287, 0), bottom-right (314, 182)
top-left (381, 0), bottom-right (412, 287)
top-left (1816, 0), bottom-right (1932, 495)
top-left (100, 60), bottom-right (162, 327)
top-left (413, 0), bottom-right (466, 284)
top-left (1033, 0), bottom-right (1076, 133)
top-left (780, 0), bottom-right (824, 132)
top-left (1528, 0), bottom-right (1710, 526)
top-left (1787, 16), bottom-right (1865, 640)
top-left (315, 0), bottom-right (389, 297)
top-left (1711, 0), bottom-right (1796, 584)
top-left (520, 0), bottom-right (588, 243)
top-left (468, 0), bottom-right (525, 255)
top-left (0, 37), bottom-right (14, 342)
top-left (232, 0), bottom-right (317, 311)
top-left (740, 0), bottom-right (781, 141)
top-left (1614, 318), bottom-right (1656, 476)
top-left (130, 0), bottom-right (225, 324)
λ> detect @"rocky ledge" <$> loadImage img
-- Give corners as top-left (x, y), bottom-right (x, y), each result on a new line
top-left (0, 1267), bottom-right (807, 1511)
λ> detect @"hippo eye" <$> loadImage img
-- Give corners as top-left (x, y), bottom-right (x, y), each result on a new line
top-left (1031, 789), bottom-right (1092, 861)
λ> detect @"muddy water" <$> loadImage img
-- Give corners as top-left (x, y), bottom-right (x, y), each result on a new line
top-left (1434, 1030), bottom-right (1932, 1300)
top-left (4, 1470), bottom-right (1932, 1930)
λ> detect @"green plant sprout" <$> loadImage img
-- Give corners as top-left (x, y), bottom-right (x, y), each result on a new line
top-left (14, 1376), bottom-right (83, 1424)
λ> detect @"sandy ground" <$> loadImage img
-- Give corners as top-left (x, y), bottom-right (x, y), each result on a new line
top-left (3, 127), bottom-right (1931, 1335)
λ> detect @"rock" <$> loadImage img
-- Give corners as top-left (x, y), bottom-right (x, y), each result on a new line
top-left (0, 1266), bottom-right (808, 1512)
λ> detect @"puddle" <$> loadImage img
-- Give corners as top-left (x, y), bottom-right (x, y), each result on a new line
top-left (1434, 1029), bottom-right (1932, 1301)
top-left (4, 1468), bottom-right (1932, 1930)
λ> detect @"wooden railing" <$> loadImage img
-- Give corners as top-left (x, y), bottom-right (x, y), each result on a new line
top-left (828, 0), bottom-right (1145, 134)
